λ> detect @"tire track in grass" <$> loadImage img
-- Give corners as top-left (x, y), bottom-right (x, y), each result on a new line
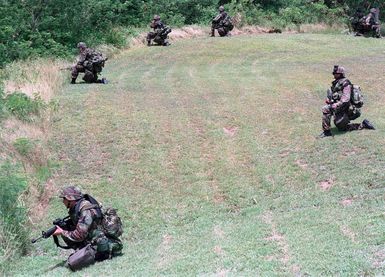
top-left (262, 211), bottom-right (301, 275)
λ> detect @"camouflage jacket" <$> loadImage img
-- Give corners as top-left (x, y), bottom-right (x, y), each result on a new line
top-left (330, 78), bottom-right (352, 111)
top-left (77, 48), bottom-right (94, 65)
top-left (213, 11), bottom-right (228, 24)
top-left (62, 199), bottom-right (102, 242)
top-left (150, 20), bottom-right (165, 32)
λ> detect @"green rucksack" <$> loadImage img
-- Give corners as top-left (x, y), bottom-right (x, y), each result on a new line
top-left (350, 84), bottom-right (364, 108)
top-left (348, 84), bottom-right (364, 120)
top-left (102, 207), bottom-right (123, 239)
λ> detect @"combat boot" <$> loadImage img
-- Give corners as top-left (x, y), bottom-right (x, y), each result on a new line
top-left (361, 119), bottom-right (375, 130)
top-left (71, 78), bottom-right (76, 84)
top-left (318, 130), bottom-right (332, 138)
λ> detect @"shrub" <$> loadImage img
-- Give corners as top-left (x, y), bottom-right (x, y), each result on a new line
top-left (4, 92), bottom-right (46, 122)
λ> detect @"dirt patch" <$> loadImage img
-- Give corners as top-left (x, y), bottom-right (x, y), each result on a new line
top-left (155, 234), bottom-right (174, 269)
top-left (215, 269), bottom-right (230, 277)
top-left (262, 211), bottom-right (301, 274)
top-left (213, 225), bottom-right (225, 239)
top-left (214, 245), bottom-right (225, 256)
top-left (339, 225), bottom-right (357, 243)
top-left (319, 178), bottom-right (334, 191)
top-left (28, 178), bottom-right (57, 223)
top-left (223, 126), bottom-right (238, 137)
top-left (372, 249), bottom-right (385, 268)
top-left (295, 159), bottom-right (308, 170)
top-left (340, 198), bottom-right (354, 206)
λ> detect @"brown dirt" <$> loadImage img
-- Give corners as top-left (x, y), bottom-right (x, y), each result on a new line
top-left (28, 178), bottom-right (57, 223)
top-left (339, 225), bottom-right (357, 243)
top-left (223, 126), bottom-right (238, 137)
top-left (319, 178), bottom-right (334, 191)
top-left (340, 198), bottom-right (354, 206)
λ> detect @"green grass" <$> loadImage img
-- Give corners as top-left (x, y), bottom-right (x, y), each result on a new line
top-left (7, 34), bottom-right (385, 276)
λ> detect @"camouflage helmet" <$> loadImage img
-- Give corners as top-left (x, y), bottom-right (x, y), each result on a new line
top-left (77, 42), bottom-right (87, 49)
top-left (59, 186), bottom-right (83, 201)
top-left (219, 6), bottom-right (225, 12)
top-left (153, 15), bottom-right (160, 21)
top-left (332, 65), bottom-right (345, 75)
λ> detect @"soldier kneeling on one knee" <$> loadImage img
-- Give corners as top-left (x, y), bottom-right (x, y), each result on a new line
top-left (71, 42), bottom-right (108, 84)
top-left (53, 186), bottom-right (123, 271)
top-left (319, 65), bottom-right (375, 138)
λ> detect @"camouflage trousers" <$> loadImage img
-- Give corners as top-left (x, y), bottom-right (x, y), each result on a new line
top-left (71, 65), bottom-right (98, 83)
top-left (322, 105), bottom-right (362, 131)
top-left (146, 32), bottom-right (157, 43)
top-left (211, 25), bottom-right (230, 37)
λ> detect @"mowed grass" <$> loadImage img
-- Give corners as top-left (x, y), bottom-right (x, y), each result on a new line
top-left (9, 34), bottom-right (385, 276)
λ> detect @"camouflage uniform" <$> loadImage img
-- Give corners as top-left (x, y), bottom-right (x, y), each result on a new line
top-left (59, 187), bottom-right (123, 263)
top-left (146, 15), bottom-right (170, 46)
top-left (354, 8), bottom-right (381, 38)
top-left (320, 66), bottom-right (375, 137)
top-left (71, 42), bottom-right (107, 84)
top-left (211, 6), bottom-right (230, 37)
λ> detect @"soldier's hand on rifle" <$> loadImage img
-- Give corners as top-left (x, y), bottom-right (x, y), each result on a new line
top-left (331, 103), bottom-right (338, 110)
top-left (325, 99), bottom-right (332, 104)
top-left (53, 225), bottom-right (63, 236)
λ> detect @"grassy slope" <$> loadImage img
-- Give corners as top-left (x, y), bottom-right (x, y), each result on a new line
top-left (9, 34), bottom-right (385, 276)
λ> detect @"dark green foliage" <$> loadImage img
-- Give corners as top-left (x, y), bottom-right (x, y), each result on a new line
top-left (4, 92), bottom-right (46, 122)
top-left (0, 0), bottom-right (384, 63)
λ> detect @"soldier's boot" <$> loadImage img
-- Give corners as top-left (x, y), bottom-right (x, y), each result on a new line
top-left (147, 40), bottom-right (151, 46)
top-left (361, 119), bottom-right (375, 130)
top-left (318, 130), bottom-right (332, 138)
top-left (96, 78), bottom-right (108, 84)
top-left (210, 29), bottom-right (215, 37)
top-left (71, 78), bottom-right (76, 84)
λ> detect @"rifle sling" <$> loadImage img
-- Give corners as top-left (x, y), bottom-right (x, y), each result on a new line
top-left (53, 235), bottom-right (72, 249)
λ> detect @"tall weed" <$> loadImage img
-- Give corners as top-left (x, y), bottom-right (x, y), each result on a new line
top-left (0, 162), bottom-right (29, 272)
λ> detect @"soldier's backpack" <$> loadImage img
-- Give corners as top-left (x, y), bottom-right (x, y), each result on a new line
top-left (101, 207), bottom-right (123, 239)
top-left (76, 195), bottom-right (123, 239)
top-left (350, 84), bottom-right (364, 108)
top-left (88, 50), bottom-right (107, 73)
top-left (349, 84), bottom-right (364, 120)
top-left (222, 15), bottom-right (234, 31)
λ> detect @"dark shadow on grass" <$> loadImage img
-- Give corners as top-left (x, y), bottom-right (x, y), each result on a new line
top-left (44, 260), bottom-right (66, 272)
top-left (330, 127), bottom-right (347, 137)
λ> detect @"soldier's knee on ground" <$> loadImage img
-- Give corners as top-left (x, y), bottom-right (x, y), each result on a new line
top-left (334, 113), bottom-right (350, 131)
top-left (83, 70), bottom-right (96, 83)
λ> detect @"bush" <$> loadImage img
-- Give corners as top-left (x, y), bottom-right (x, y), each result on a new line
top-left (4, 92), bottom-right (46, 122)
top-left (0, 162), bottom-right (29, 271)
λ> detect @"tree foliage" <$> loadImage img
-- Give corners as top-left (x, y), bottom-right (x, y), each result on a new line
top-left (0, 0), bottom-right (383, 66)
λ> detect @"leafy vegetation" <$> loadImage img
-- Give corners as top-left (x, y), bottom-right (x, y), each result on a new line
top-left (1, 0), bottom-right (384, 66)
top-left (3, 92), bottom-right (46, 122)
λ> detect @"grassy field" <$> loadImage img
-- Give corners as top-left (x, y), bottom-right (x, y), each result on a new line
top-left (7, 34), bottom-right (385, 276)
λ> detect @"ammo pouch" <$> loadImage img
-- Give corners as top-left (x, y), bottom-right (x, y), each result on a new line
top-left (67, 244), bottom-right (96, 271)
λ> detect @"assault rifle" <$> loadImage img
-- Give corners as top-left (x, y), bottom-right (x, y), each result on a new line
top-left (31, 216), bottom-right (71, 244)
